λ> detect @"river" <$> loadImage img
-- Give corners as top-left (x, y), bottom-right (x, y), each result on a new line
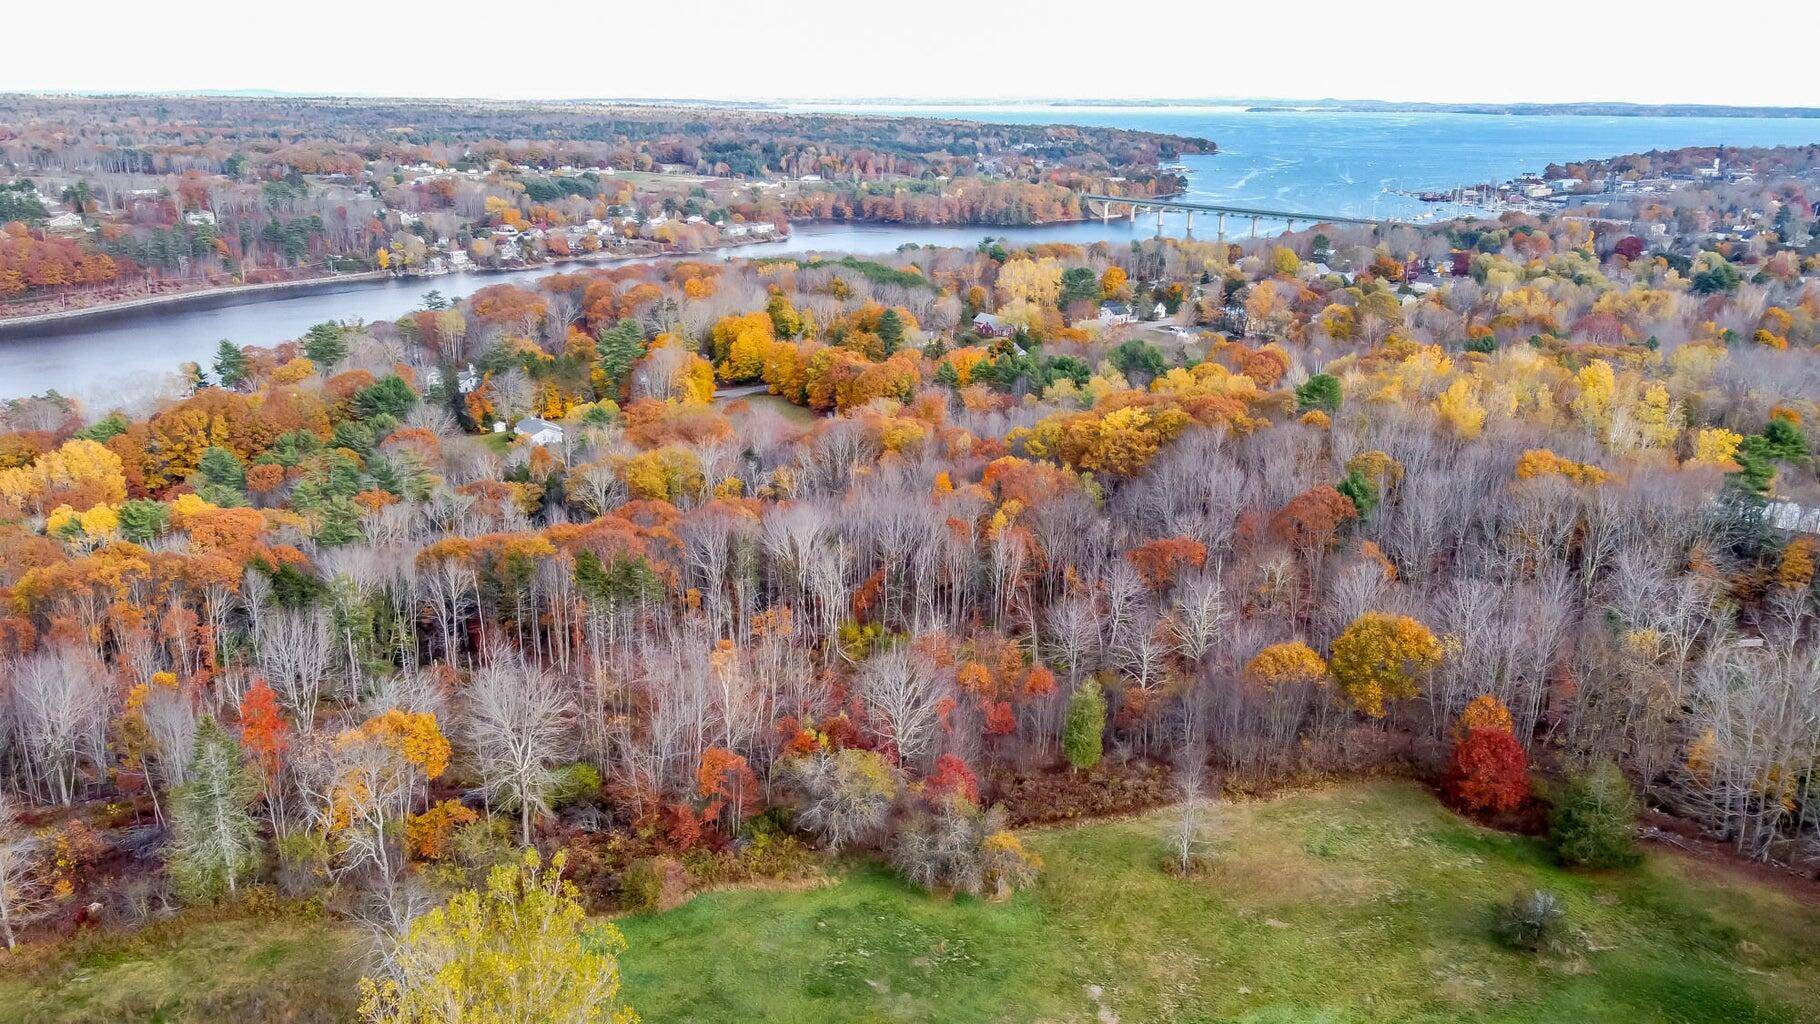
top-left (4, 107), bottom-right (1818, 403)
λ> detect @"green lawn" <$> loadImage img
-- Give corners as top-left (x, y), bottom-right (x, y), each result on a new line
top-left (6, 781), bottom-right (1818, 1024)
top-left (617, 781), bottom-right (1820, 1024)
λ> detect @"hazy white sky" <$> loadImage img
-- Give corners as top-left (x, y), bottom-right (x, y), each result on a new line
top-left (6, 0), bottom-right (1818, 107)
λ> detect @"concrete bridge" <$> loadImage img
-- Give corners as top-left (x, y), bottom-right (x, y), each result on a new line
top-left (1078, 193), bottom-right (1402, 240)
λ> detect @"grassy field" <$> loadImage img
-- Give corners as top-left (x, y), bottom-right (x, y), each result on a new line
top-left (6, 781), bottom-right (1818, 1023)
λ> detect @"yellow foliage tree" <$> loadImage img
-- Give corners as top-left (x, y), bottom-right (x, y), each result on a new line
top-left (358, 849), bottom-right (636, 1024)
top-left (996, 257), bottom-right (1064, 307)
top-left (708, 312), bottom-right (776, 384)
top-left (1689, 427), bottom-right (1743, 469)
top-left (1329, 612), bottom-right (1442, 717)
top-left (1243, 642), bottom-right (1328, 690)
top-left (1777, 537), bottom-right (1817, 591)
top-left (1458, 694), bottom-right (1514, 736)
top-left (1513, 448), bottom-right (1609, 486)
top-left (1571, 359), bottom-right (1616, 434)
top-left (0, 438), bottom-right (127, 516)
top-left (1433, 378), bottom-right (1487, 439)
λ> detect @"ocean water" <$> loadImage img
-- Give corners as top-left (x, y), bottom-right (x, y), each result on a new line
top-left (801, 105), bottom-right (1820, 223)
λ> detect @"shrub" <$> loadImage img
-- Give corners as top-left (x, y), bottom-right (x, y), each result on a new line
top-left (1492, 888), bottom-right (1569, 953)
top-left (1444, 728), bottom-right (1530, 815)
top-left (274, 831), bottom-right (331, 897)
top-left (1548, 760), bottom-right (1641, 869)
top-left (785, 749), bottom-right (897, 851)
top-left (546, 762), bottom-right (603, 809)
top-left (620, 855), bottom-right (689, 913)
top-left (887, 796), bottom-right (1041, 899)
top-left (449, 816), bottom-right (517, 874)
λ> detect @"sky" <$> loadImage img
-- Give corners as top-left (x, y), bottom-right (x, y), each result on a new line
top-left (5, 0), bottom-right (1819, 108)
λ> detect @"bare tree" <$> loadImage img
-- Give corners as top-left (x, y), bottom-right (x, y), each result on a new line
top-left (464, 658), bottom-right (575, 845)
top-left (0, 796), bottom-right (54, 948)
top-left (855, 648), bottom-right (952, 773)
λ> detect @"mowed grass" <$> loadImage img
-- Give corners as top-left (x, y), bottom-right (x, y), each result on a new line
top-left (617, 781), bottom-right (1820, 1024)
top-left (6, 781), bottom-right (1818, 1023)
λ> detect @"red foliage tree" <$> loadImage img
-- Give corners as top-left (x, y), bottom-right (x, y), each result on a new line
top-left (1126, 536), bottom-right (1208, 590)
top-left (696, 746), bottom-right (759, 828)
top-left (926, 754), bottom-right (980, 804)
top-left (239, 679), bottom-right (290, 784)
top-left (1269, 485), bottom-right (1358, 555)
top-left (1444, 728), bottom-right (1531, 815)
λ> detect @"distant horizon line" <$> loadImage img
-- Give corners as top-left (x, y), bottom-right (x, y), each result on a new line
top-left (2, 91), bottom-right (1818, 120)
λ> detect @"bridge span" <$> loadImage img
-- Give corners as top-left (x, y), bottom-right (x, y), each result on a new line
top-left (1078, 192), bottom-right (1402, 239)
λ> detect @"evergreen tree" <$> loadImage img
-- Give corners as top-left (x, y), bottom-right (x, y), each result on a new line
top-left (197, 445), bottom-right (247, 492)
top-left (1063, 680), bottom-right (1106, 772)
top-left (1548, 760), bottom-right (1641, 869)
top-left (302, 322), bottom-right (349, 366)
top-left (878, 308), bottom-right (905, 354)
top-left (1335, 469), bottom-right (1379, 517)
top-left (169, 718), bottom-right (262, 902)
top-left (312, 494), bottom-right (365, 547)
top-left (116, 499), bottom-right (172, 544)
top-left (596, 321), bottom-right (647, 398)
top-left (214, 339), bottom-right (250, 389)
top-left (352, 375), bottom-right (417, 420)
top-left (1296, 373), bottom-right (1343, 413)
top-left (934, 361), bottom-right (960, 390)
top-left (1059, 266), bottom-right (1101, 306)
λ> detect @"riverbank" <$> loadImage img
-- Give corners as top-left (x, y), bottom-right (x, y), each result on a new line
top-left (0, 272), bottom-right (392, 338)
top-left (0, 214), bottom-right (1130, 346)
top-left (0, 234), bottom-right (801, 339)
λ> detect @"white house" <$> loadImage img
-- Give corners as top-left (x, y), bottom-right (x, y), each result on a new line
top-left (43, 212), bottom-right (85, 232)
top-left (184, 210), bottom-right (217, 226)
top-left (514, 417), bottom-right (565, 446)
top-left (1098, 301), bottom-right (1135, 325)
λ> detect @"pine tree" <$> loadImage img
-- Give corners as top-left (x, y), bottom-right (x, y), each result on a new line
top-left (1063, 680), bottom-right (1106, 772)
top-left (596, 321), bottom-right (647, 398)
top-left (878, 308), bottom-right (905, 354)
top-left (197, 445), bottom-right (247, 492)
top-left (302, 322), bottom-right (349, 366)
top-left (168, 718), bottom-right (262, 902)
top-left (214, 339), bottom-right (250, 390)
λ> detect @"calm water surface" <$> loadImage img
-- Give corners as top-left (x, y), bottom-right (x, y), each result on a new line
top-left (4, 107), bottom-right (1818, 402)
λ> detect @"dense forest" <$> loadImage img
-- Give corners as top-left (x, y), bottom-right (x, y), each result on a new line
top-left (2, 142), bottom-right (1820, 1018)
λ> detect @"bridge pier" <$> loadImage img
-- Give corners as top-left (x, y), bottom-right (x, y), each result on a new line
top-left (1101, 204), bottom-right (1110, 225)
top-left (1217, 212), bottom-right (1225, 242)
top-left (1250, 215), bottom-right (1259, 238)
top-left (1128, 203), bottom-right (1139, 222)
top-left (1155, 207), bottom-right (1164, 236)
top-left (1184, 210), bottom-right (1193, 236)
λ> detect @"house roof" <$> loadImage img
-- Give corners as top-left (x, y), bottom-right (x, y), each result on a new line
top-left (515, 416), bottom-right (561, 434)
